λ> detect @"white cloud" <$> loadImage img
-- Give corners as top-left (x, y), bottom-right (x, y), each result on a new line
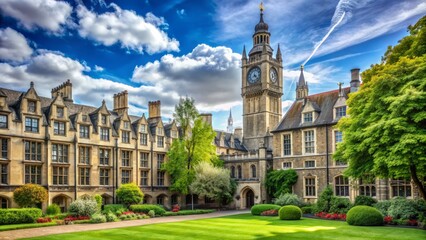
top-left (176, 9), bottom-right (186, 18)
top-left (0, 0), bottom-right (72, 33)
top-left (76, 4), bottom-right (179, 54)
top-left (94, 65), bottom-right (104, 72)
top-left (132, 44), bottom-right (242, 112)
top-left (0, 28), bottom-right (33, 62)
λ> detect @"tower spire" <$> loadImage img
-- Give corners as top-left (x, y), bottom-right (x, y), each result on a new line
top-left (242, 45), bottom-right (247, 60)
top-left (276, 44), bottom-right (282, 61)
top-left (227, 108), bottom-right (234, 133)
top-left (296, 65), bottom-right (309, 100)
top-left (298, 65), bottom-right (306, 86)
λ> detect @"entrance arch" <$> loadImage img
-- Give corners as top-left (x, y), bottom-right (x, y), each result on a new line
top-left (52, 194), bottom-right (71, 213)
top-left (240, 187), bottom-right (255, 209)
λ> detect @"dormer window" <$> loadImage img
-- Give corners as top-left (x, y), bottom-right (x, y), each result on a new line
top-left (101, 115), bottom-right (107, 125)
top-left (336, 106), bottom-right (347, 118)
top-left (28, 101), bottom-right (36, 113)
top-left (124, 121), bottom-right (130, 129)
top-left (140, 124), bottom-right (146, 133)
top-left (157, 127), bottom-right (163, 135)
top-left (57, 107), bottom-right (64, 118)
top-left (0, 115), bottom-right (7, 129)
top-left (82, 115), bottom-right (88, 122)
top-left (171, 130), bottom-right (177, 138)
top-left (303, 112), bottom-right (313, 123)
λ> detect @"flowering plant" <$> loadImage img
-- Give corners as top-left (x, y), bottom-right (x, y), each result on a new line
top-left (36, 217), bottom-right (52, 223)
top-left (260, 209), bottom-right (278, 216)
top-left (172, 204), bottom-right (180, 212)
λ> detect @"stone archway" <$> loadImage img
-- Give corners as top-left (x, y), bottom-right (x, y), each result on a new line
top-left (101, 193), bottom-right (113, 205)
top-left (240, 187), bottom-right (255, 209)
top-left (52, 194), bottom-right (72, 213)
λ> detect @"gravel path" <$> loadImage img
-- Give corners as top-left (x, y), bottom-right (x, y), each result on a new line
top-left (0, 210), bottom-right (249, 240)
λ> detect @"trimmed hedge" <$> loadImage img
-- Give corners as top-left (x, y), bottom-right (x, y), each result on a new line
top-left (347, 206), bottom-right (383, 226)
top-left (103, 204), bottom-right (127, 215)
top-left (130, 204), bottom-right (166, 216)
top-left (329, 197), bottom-right (352, 214)
top-left (354, 195), bottom-right (377, 207)
top-left (301, 206), bottom-right (313, 214)
top-left (163, 209), bottom-right (215, 216)
top-left (0, 208), bottom-right (42, 225)
top-left (251, 204), bottom-right (281, 216)
top-left (279, 205), bottom-right (302, 220)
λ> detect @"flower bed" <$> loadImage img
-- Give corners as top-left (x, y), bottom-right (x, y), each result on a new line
top-left (36, 217), bottom-right (52, 223)
top-left (261, 209), bottom-right (278, 216)
top-left (315, 212), bottom-right (346, 221)
top-left (64, 215), bottom-right (90, 224)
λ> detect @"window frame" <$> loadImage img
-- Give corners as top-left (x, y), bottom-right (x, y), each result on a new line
top-left (100, 127), bottom-right (110, 141)
top-left (52, 144), bottom-right (69, 163)
top-left (52, 166), bottom-right (68, 185)
top-left (303, 130), bottom-right (315, 154)
top-left (283, 134), bottom-right (292, 156)
top-left (79, 167), bottom-right (90, 185)
top-left (335, 175), bottom-right (350, 197)
top-left (304, 176), bottom-right (316, 197)
top-left (282, 162), bottom-right (292, 169)
top-left (53, 121), bottom-right (66, 135)
top-left (25, 117), bottom-right (39, 132)
top-left (79, 125), bottom-right (90, 138)
top-left (0, 115), bottom-right (8, 129)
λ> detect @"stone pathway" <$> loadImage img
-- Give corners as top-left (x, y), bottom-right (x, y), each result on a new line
top-left (0, 210), bottom-right (249, 240)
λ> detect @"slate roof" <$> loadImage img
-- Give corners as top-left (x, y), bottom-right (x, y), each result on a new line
top-left (214, 130), bottom-right (247, 152)
top-left (273, 87), bottom-right (350, 132)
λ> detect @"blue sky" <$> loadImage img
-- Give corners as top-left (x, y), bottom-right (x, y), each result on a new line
top-left (0, 0), bottom-right (425, 131)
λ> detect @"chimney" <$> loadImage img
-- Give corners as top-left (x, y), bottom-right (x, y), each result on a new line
top-left (148, 100), bottom-right (161, 122)
top-left (113, 90), bottom-right (128, 115)
top-left (51, 79), bottom-right (73, 102)
top-left (200, 113), bottom-right (212, 126)
top-left (350, 68), bottom-right (361, 93)
top-left (234, 127), bottom-right (243, 142)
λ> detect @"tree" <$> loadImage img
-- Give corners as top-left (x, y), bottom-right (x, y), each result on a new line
top-left (265, 169), bottom-right (298, 198)
top-left (13, 184), bottom-right (48, 208)
top-left (116, 183), bottom-right (144, 206)
top-left (334, 16), bottom-right (426, 200)
top-left (173, 97), bottom-right (199, 139)
top-left (190, 162), bottom-right (236, 207)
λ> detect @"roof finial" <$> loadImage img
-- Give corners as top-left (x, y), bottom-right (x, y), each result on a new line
top-left (30, 81), bottom-right (34, 88)
top-left (259, 1), bottom-right (264, 13)
top-left (301, 65), bottom-right (304, 70)
top-left (338, 82), bottom-right (344, 97)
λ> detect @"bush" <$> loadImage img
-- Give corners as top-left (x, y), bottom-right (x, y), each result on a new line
top-left (130, 204), bottom-right (166, 216)
top-left (163, 209), bottom-right (215, 216)
top-left (46, 204), bottom-right (61, 215)
top-left (329, 197), bottom-right (352, 214)
top-left (68, 198), bottom-right (98, 217)
top-left (250, 204), bottom-right (281, 216)
top-left (0, 208), bottom-right (42, 225)
top-left (116, 183), bottom-right (144, 206)
top-left (279, 205), bottom-right (302, 220)
top-left (301, 206), bottom-right (313, 214)
top-left (13, 184), bottom-right (48, 208)
top-left (354, 195), bottom-right (377, 207)
top-left (387, 197), bottom-right (420, 220)
top-left (94, 194), bottom-right (102, 212)
top-left (103, 204), bottom-right (127, 215)
top-left (314, 186), bottom-right (334, 213)
top-left (266, 169), bottom-right (298, 198)
top-left (373, 200), bottom-right (391, 216)
top-left (346, 206), bottom-right (383, 226)
top-left (36, 217), bottom-right (52, 223)
top-left (274, 193), bottom-right (303, 207)
top-left (148, 210), bottom-right (155, 218)
top-left (90, 213), bottom-right (107, 223)
top-left (260, 209), bottom-right (278, 216)
top-left (105, 212), bottom-right (118, 222)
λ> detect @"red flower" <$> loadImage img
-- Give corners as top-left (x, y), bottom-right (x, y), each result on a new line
top-left (384, 216), bottom-right (393, 224)
top-left (407, 219), bottom-right (418, 226)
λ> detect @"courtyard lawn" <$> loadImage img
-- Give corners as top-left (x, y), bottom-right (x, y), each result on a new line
top-left (24, 214), bottom-right (425, 240)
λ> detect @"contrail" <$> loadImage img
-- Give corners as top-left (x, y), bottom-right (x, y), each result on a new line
top-left (302, 11), bottom-right (346, 66)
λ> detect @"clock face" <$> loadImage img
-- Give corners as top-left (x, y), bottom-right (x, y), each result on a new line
top-left (247, 67), bottom-right (261, 84)
top-left (270, 68), bottom-right (278, 83)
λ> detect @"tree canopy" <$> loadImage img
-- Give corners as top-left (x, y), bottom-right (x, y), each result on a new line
top-left (13, 184), bottom-right (48, 208)
top-left (334, 16), bottom-right (426, 199)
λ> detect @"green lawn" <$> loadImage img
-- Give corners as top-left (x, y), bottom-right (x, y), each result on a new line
top-left (24, 214), bottom-right (426, 240)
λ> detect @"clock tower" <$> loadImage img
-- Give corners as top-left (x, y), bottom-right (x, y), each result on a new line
top-left (242, 4), bottom-right (283, 150)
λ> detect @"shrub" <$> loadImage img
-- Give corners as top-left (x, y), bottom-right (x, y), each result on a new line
top-left (279, 205), bottom-right (302, 220)
top-left (346, 206), bottom-right (383, 226)
top-left (163, 210), bottom-right (215, 216)
top-left (0, 208), bottom-right (42, 224)
top-left (36, 217), bottom-right (52, 223)
top-left (314, 186), bottom-right (334, 213)
top-left (68, 198), bottom-right (98, 217)
top-left (266, 169), bottom-right (298, 198)
top-left (103, 204), bottom-right (127, 215)
top-left (90, 213), bottom-right (107, 223)
top-left (148, 210), bottom-right (155, 218)
top-left (13, 184), bottom-right (48, 208)
top-left (354, 195), bottom-right (377, 207)
top-left (274, 193), bottom-right (303, 207)
top-left (373, 200), bottom-right (391, 216)
top-left (116, 183), bottom-right (144, 206)
top-left (329, 197), bottom-right (352, 214)
top-left (130, 204), bottom-right (166, 216)
top-left (251, 204), bottom-right (281, 216)
top-left (46, 204), bottom-right (61, 215)
top-left (387, 197), bottom-right (420, 220)
top-left (94, 194), bottom-right (102, 212)
top-left (105, 212), bottom-right (118, 222)
top-left (301, 206), bottom-right (313, 214)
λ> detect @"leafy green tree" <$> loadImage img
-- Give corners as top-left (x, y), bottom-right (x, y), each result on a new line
top-left (13, 184), bottom-right (48, 208)
top-left (190, 162), bottom-right (236, 207)
top-left (173, 97), bottom-right (199, 139)
top-left (265, 169), bottom-right (298, 198)
top-left (116, 183), bottom-right (144, 207)
top-left (334, 16), bottom-right (426, 200)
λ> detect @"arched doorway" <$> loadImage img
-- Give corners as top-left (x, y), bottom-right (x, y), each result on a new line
top-left (245, 189), bottom-right (255, 209)
top-left (52, 195), bottom-right (71, 213)
top-left (101, 194), bottom-right (113, 205)
top-left (144, 194), bottom-right (152, 204)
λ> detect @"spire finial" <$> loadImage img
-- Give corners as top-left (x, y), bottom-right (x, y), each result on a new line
top-left (242, 45), bottom-right (247, 59)
top-left (259, 2), bottom-right (264, 13)
top-left (30, 81), bottom-right (34, 88)
top-left (301, 65), bottom-right (304, 70)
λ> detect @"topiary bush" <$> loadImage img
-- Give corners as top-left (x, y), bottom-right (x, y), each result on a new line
top-left (274, 193), bottom-right (303, 207)
top-left (13, 184), bottom-right (48, 208)
top-left (346, 206), bottom-right (383, 226)
top-left (0, 208), bottom-right (42, 224)
top-left (130, 204), bottom-right (166, 216)
top-left (116, 183), bottom-right (144, 207)
top-left (46, 204), bottom-right (61, 215)
top-left (354, 195), bottom-right (377, 207)
top-left (250, 204), bottom-right (281, 216)
top-left (313, 186), bottom-right (334, 213)
top-left (329, 197), bottom-right (352, 214)
top-left (279, 205), bottom-right (302, 220)
top-left (68, 198), bottom-right (98, 217)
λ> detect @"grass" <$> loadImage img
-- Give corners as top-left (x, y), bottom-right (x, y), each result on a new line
top-left (23, 214), bottom-right (426, 240)
top-left (0, 221), bottom-right (57, 231)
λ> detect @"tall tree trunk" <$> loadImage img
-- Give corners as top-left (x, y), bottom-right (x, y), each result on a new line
top-left (410, 164), bottom-right (426, 200)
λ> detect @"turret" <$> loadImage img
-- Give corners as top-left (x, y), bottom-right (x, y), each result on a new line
top-left (296, 65), bottom-right (309, 100)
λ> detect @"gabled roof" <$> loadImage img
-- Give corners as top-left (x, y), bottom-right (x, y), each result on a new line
top-left (214, 130), bottom-right (247, 152)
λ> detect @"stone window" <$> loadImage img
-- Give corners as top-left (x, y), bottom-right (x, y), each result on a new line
top-left (99, 149), bottom-right (110, 165)
top-left (0, 163), bottom-right (7, 184)
top-left (305, 177), bottom-right (316, 197)
top-left (251, 164), bottom-right (256, 178)
top-left (157, 195), bottom-right (164, 205)
top-left (80, 125), bottom-right (89, 138)
top-left (359, 177), bottom-right (376, 197)
top-left (1, 138), bottom-right (8, 160)
top-left (0, 197), bottom-right (8, 208)
top-left (54, 121), bottom-right (66, 135)
top-left (140, 152), bottom-right (149, 167)
top-left (99, 168), bottom-right (110, 185)
top-left (57, 107), bottom-right (64, 118)
top-left (304, 130), bottom-right (315, 153)
top-left (230, 166), bottom-right (235, 178)
top-left (171, 130), bottom-right (178, 138)
top-left (237, 165), bottom-right (242, 179)
top-left (82, 115), bottom-right (88, 122)
top-left (140, 124), bottom-right (146, 133)
top-left (79, 146), bottom-right (90, 164)
top-left (121, 170), bottom-right (131, 184)
top-left (391, 178), bottom-right (412, 198)
top-left (122, 151), bottom-right (131, 167)
top-left (157, 171), bottom-right (165, 186)
top-left (123, 121), bottom-right (130, 129)
top-left (335, 175), bottom-right (349, 197)
top-left (79, 167), bottom-right (90, 185)
top-left (304, 160), bottom-right (315, 168)
top-left (122, 131), bottom-right (130, 143)
top-left (335, 106), bottom-right (347, 118)
top-left (52, 166), bottom-right (68, 185)
top-left (100, 127), bottom-right (109, 141)
top-left (25, 165), bottom-right (41, 184)
top-left (101, 115), bottom-right (107, 125)
top-left (157, 136), bottom-right (164, 148)
top-left (140, 133), bottom-right (148, 146)
top-left (52, 144), bottom-right (68, 163)
top-left (140, 170), bottom-right (148, 186)
top-left (25, 117), bottom-right (39, 132)
top-left (157, 127), bottom-right (163, 135)
top-left (157, 154), bottom-right (165, 169)
top-left (283, 162), bottom-right (292, 169)
top-left (0, 115), bottom-right (7, 128)
top-left (303, 112), bottom-right (313, 123)
top-left (27, 101), bottom-right (36, 113)
top-left (283, 134), bottom-right (291, 155)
